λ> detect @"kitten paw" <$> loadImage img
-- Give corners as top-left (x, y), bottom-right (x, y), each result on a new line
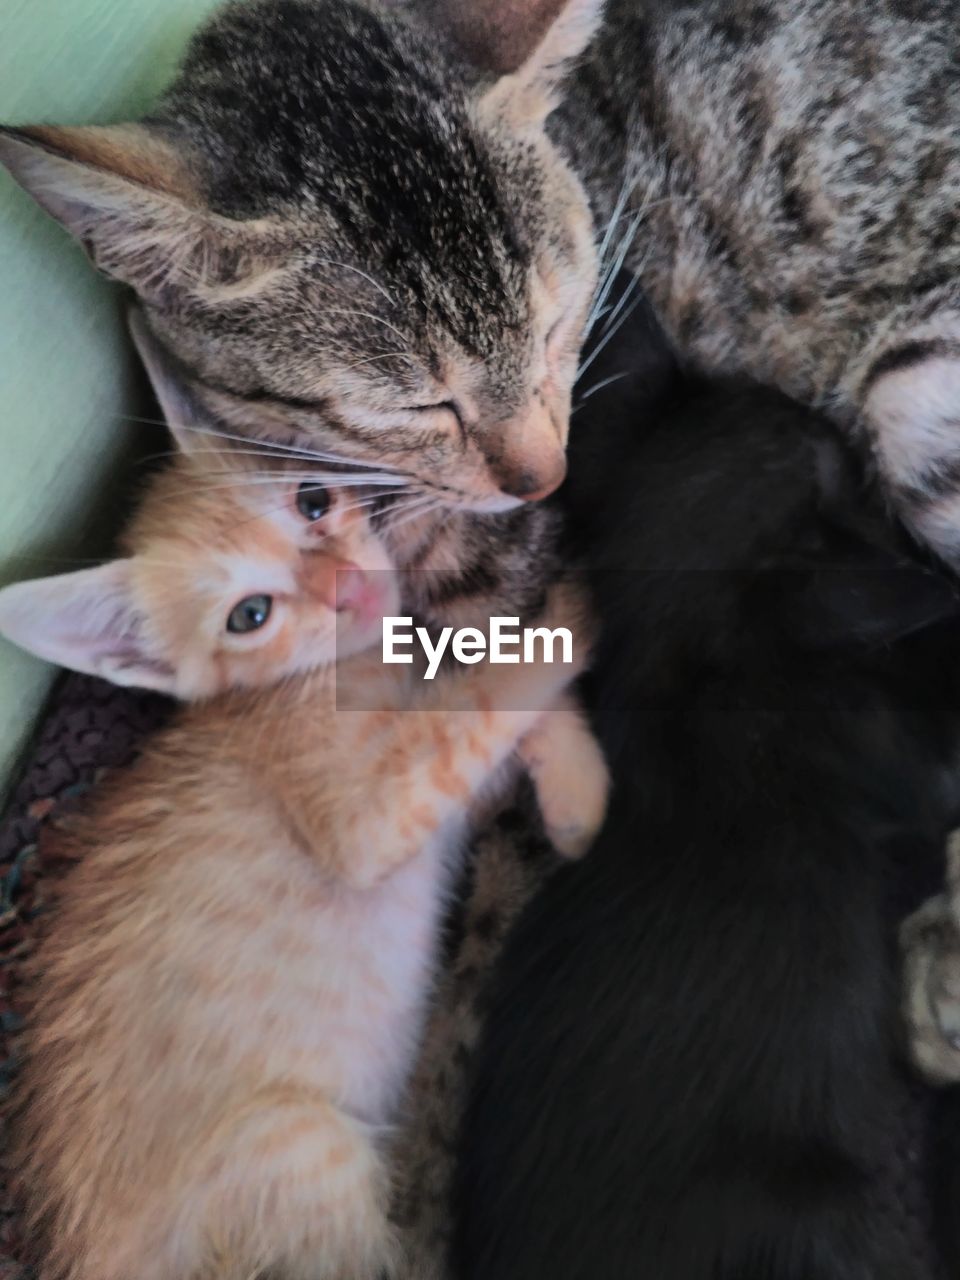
top-left (524, 717), bottom-right (609, 860)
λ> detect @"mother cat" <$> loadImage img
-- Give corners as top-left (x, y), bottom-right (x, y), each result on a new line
top-left (6, 0), bottom-right (960, 563)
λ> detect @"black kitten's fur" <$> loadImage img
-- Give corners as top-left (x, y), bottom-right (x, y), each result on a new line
top-left (454, 302), bottom-right (960, 1280)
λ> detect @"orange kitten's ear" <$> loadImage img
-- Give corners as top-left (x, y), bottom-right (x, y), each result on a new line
top-left (128, 307), bottom-right (206, 456)
top-left (0, 562), bottom-right (176, 693)
top-left (0, 123), bottom-right (285, 305)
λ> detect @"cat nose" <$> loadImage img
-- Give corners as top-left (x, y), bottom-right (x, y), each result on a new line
top-left (334, 566), bottom-right (377, 615)
top-left (299, 554), bottom-right (370, 612)
top-left (492, 395), bottom-right (569, 502)
top-left (498, 456), bottom-right (568, 502)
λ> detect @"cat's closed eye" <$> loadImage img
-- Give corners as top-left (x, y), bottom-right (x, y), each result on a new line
top-left (226, 594), bottom-right (272, 635)
top-left (407, 400), bottom-right (463, 427)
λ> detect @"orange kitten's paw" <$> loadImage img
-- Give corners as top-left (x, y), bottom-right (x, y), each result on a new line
top-left (520, 700), bottom-right (609, 861)
top-left (538, 730), bottom-right (609, 860)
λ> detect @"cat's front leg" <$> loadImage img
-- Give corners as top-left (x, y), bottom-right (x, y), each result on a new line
top-left (858, 308), bottom-right (960, 563)
top-left (331, 582), bottom-right (596, 890)
top-left (517, 691), bottom-right (609, 859)
top-left (901, 831), bottom-right (960, 1084)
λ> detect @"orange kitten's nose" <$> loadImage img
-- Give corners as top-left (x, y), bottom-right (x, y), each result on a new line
top-left (299, 554), bottom-right (362, 611)
top-left (300, 555), bottom-right (386, 622)
top-left (334, 566), bottom-right (378, 616)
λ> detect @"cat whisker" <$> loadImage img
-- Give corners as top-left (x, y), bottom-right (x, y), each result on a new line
top-left (337, 491), bottom-right (411, 516)
top-left (383, 494), bottom-right (444, 535)
top-left (323, 309), bottom-right (410, 346)
top-left (594, 168), bottom-right (639, 272)
top-left (313, 260), bottom-right (394, 305)
top-left (119, 415), bottom-right (415, 479)
top-left (596, 268), bottom-right (643, 344)
top-left (223, 485), bottom-right (418, 532)
top-left (120, 412), bottom-right (340, 463)
top-left (141, 451), bottom-right (349, 473)
top-left (151, 472), bottom-right (407, 501)
top-left (572, 372), bottom-right (632, 415)
top-left (175, 440), bottom-right (412, 473)
top-left (587, 169), bottom-right (643, 328)
top-left (387, 507), bottom-right (443, 539)
top-left (586, 188), bottom-right (679, 338)
top-left (308, 472), bottom-right (410, 489)
top-left (587, 209), bottom-right (645, 337)
top-left (577, 290), bottom-right (648, 383)
top-left (341, 352), bottom-right (420, 372)
top-left (381, 490), bottom-right (436, 516)
top-left (182, 435), bottom-right (413, 479)
top-left (158, 462), bottom-right (411, 490)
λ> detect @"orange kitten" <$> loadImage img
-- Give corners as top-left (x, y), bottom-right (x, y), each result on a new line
top-left (0, 338), bottom-right (607, 1280)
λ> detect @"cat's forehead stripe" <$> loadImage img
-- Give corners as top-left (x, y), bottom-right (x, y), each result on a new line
top-left (167, 1), bottom-right (533, 353)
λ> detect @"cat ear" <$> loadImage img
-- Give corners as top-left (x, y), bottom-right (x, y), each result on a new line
top-left (461, 0), bottom-right (604, 126)
top-left (0, 123), bottom-right (283, 305)
top-left (784, 557), bottom-right (960, 650)
top-left (0, 562), bottom-right (176, 693)
top-left (127, 307), bottom-right (206, 456)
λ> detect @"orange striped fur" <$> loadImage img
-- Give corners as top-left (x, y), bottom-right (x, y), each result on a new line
top-left (0, 429), bottom-right (607, 1280)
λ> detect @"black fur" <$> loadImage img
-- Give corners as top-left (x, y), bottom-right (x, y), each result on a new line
top-left (454, 291), bottom-right (960, 1280)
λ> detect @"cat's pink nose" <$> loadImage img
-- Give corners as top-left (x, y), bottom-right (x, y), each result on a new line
top-left (299, 554), bottom-right (365, 612)
top-left (300, 554), bottom-right (387, 621)
top-left (333, 565), bottom-right (377, 615)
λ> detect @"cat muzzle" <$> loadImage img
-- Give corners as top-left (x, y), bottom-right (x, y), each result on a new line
top-left (298, 554), bottom-right (381, 619)
top-left (488, 398), bottom-right (569, 502)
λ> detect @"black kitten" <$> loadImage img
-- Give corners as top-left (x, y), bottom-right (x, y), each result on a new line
top-left (453, 297), bottom-right (960, 1280)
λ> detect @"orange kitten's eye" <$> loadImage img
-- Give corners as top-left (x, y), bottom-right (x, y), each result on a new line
top-left (226, 594), bottom-right (273, 634)
top-left (296, 482), bottom-right (331, 522)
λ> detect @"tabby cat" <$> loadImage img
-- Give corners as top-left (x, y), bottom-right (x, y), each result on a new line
top-left (6, 0), bottom-right (960, 568)
top-left (0, 327), bottom-right (605, 1280)
top-left (0, 0), bottom-right (601, 515)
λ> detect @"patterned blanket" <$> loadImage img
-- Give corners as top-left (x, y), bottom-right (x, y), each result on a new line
top-left (0, 675), bottom-right (171, 1277)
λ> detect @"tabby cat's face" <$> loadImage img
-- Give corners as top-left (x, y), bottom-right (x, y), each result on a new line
top-left (0, 0), bottom-right (604, 511)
